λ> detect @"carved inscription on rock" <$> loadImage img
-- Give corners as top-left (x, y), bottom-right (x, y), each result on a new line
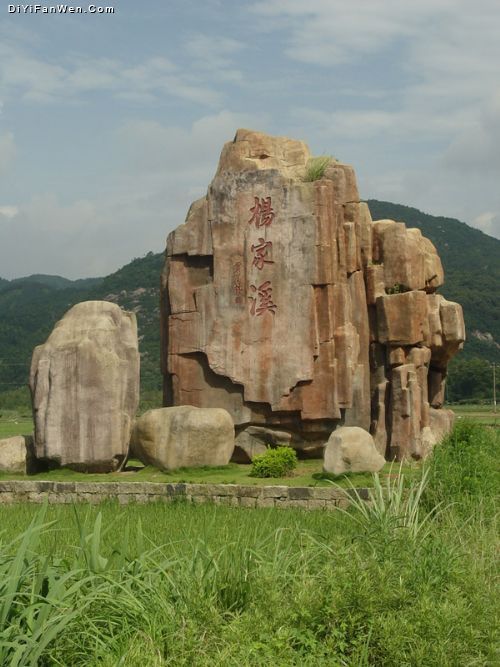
top-left (248, 196), bottom-right (275, 228)
top-left (161, 129), bottom-right (464, 460)
top-left (247, 195), bottom-right (277, 317)
top-left (231, 258), bottom-right (244, 305)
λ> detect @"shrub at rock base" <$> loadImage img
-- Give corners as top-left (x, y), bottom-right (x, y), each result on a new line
top-left (250, 446), bottom-right (298, 478)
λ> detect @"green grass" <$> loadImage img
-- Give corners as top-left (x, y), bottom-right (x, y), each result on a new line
top-left (451, 403), bottom-right (499, 426)
top-left (0, 458), bottom-right (419, 489)
top-left (0, 459), bottom-right (331, 486)
top-left (0, 423), bottom-right (498, 666)
top-left (0, 418), bottom-right (33, 439)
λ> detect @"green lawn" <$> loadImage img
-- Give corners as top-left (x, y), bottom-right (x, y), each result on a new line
top-left (0, 418), bottom-right (33, 439)
top-left (0, 458), bottom-right (420, 489)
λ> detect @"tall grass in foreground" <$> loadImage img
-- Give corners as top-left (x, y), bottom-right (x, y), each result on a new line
top-left (0, 422), bottom-right (498, 666)
top-left (422, 419), bottom-right (499, 515)
top-left (334, 465), bottom-right (441, 545)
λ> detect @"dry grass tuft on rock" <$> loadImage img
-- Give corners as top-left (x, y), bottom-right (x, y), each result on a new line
top-left (304, 155), bottom-right (334, 181)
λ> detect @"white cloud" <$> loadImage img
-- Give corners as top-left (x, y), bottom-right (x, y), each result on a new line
top-left (444, 90), bottom-right (500, 174)
top-left (472, 212), bottom-right (497, 235)
top-left (0, 205), bottom-right (18, 219)
top-left (0, 43), bottom-right (222, 107)
top-left (184, 34), bottom-right (244, 83)
top-left (251, 0), bottom-right (453, 63)
top-left (185, 34), bottom-right (242, 64)
top-left (251, 0), bottom-right (500, 135)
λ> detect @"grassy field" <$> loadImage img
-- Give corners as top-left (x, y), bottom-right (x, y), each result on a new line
top-left (0, 418), bottom-right (32, 439)
top-left (0, 421), bottom-right (498, 666)
top-left (451, 403), bottom-right (499, 425)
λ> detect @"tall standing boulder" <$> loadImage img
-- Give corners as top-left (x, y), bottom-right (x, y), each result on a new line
top-left (29, 301), bottom-right (140, 471)
top-left (161, 129), bottom-right (464, 461)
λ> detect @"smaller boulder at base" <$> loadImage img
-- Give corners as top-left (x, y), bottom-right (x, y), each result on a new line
top-left (0, 435), bottom-right (35, 474)
top-left (323, 426), bottom-right (385, 475)
top-left (131, 406), bottom-right (235, 470)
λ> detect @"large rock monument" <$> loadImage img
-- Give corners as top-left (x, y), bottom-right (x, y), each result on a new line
top-left (161, 130), bottom-right (464, 460)
top-left (30, 301), bottom-right (140, 471)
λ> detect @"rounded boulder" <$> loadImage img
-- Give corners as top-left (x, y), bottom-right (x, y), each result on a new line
top-left (131, 406), bottom-right (234, 470)
top-left (323, 426), bottom-right (385, 475)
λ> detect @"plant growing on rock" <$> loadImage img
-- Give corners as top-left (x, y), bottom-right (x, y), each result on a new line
top-left (304, 155), bottom-right (333, 181)
top-left (386, 283), bottom-right (409, 295)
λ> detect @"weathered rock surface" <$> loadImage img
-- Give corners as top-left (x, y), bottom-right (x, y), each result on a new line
top-left (233, 425), bottom-right (292, 463)
top-left (323, 426), bottom-right (385, 475)
top-left (0, 435), bottom-right (35, 474)
top-left (131, 406), bottom-right (234, 470)
top-left (161, 129), bottom-right (464, 460)
top-left (30, 301), bottom-right (140, 472)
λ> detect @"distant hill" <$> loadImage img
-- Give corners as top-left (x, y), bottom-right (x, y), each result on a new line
top-left (0, 252), bottom-right (163, 398)
top-left (0, 202), bottom-right (498, 406)
top-left (0, 274), bottom-right (104, 291)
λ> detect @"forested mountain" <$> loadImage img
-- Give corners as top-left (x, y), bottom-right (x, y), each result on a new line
top-left (0, 252), bottom-right (163, 402)
top-left (0, 202), bottom-right (498, 406)
top-left (0, 275), bottom-right (103, 291)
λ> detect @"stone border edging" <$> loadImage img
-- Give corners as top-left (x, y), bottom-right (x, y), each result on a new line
top-left (0, 480), bottom-right (370, 510)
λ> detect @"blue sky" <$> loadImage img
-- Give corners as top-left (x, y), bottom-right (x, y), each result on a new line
top-left (1, 0), bottom-right (499, 278)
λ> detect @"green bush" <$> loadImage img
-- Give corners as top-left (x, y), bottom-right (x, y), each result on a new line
top-left (250, 446), bottom-right (298, 478)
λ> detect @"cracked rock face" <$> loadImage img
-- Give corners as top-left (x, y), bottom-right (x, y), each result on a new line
top-left (30, 301), bottom-right (140, 471)
top-left (161, 130), bottom-right (465, 460)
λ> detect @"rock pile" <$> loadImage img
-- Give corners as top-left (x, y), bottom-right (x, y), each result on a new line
top-left (161, 129), bottom-right (464, 460)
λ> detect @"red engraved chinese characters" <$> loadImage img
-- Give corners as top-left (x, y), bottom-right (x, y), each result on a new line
top-left (248, 281), bottom-right (277, 316)
top-left (251, 238), bottom-right (274, 270)
top-left (248, 196), bottom-right (275, 228)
